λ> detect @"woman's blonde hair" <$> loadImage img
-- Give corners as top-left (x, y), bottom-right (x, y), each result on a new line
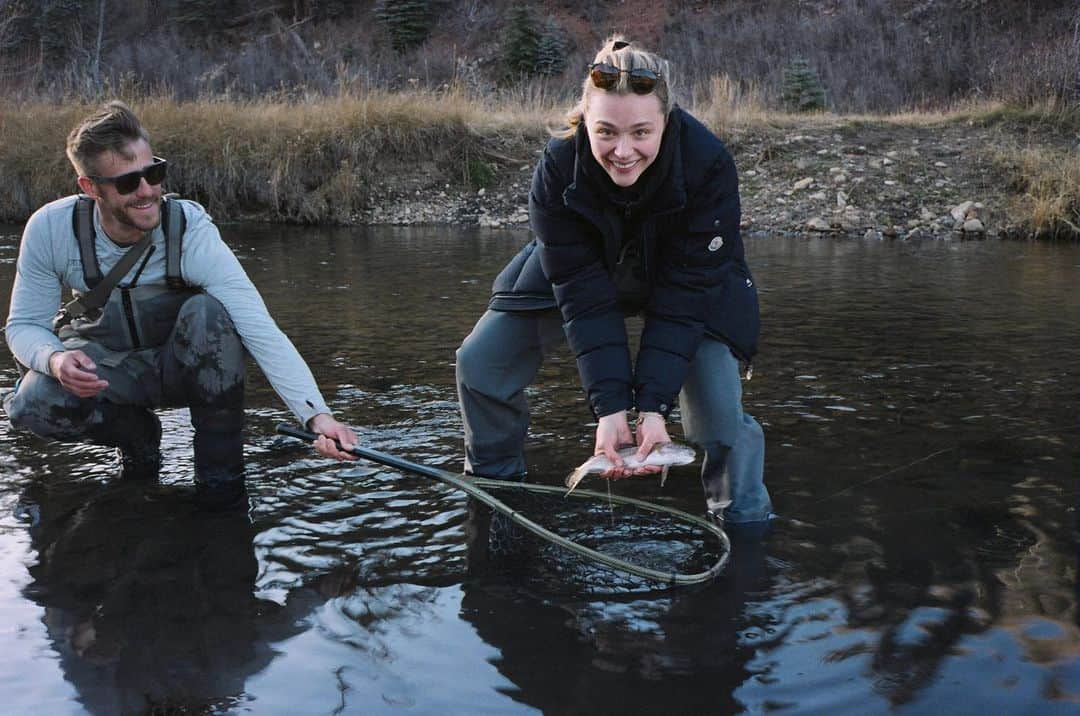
top-left (553, 35), bottom-right (674, 139)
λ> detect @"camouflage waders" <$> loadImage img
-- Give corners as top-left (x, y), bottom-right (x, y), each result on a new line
top-left (4, 199), bottom-right (247, 507)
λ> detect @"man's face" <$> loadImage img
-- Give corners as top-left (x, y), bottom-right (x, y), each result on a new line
top-left (78, 138), bottom-right (162, 244)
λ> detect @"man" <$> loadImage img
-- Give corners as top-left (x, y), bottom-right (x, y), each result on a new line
top-left (3, 100), bottom-right (356, 508)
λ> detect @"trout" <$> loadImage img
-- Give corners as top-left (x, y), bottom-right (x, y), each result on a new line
top-left (565, 442), bottom-right (696, 494)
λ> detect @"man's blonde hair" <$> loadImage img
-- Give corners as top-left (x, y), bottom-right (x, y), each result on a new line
top-left (66, 100), bottom-right (150, 176)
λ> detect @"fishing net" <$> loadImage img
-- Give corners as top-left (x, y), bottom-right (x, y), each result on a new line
top-left (275, 424), bottom-right (729, 594)
top-left (465, 478), bottom-right (730, 595)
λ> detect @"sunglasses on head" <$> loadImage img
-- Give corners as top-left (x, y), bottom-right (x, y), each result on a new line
top-left (588, 63), bottom-right (661, 95)
top-left (86, 157), bottom-right (168, 195)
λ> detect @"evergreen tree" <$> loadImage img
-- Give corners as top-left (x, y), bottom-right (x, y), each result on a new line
top-left (35, 0), bottom-right (81, 69)
top-left (781, 56), bottom-right (827, 112)
top-left (374, 0), bottom-right (432, 52)
top-left (534, 16), bottom-right (567, 77)
top-left (502, 4), bottom-right (539, 78)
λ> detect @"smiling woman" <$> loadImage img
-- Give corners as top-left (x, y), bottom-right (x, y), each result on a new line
top-left (455, 36), bottom-right (773, 528)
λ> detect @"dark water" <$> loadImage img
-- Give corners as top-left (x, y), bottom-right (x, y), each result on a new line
top-left (0, 224), bottom-right (1077, 714)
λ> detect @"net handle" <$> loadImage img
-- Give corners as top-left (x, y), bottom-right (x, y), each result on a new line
top-left (275, 423), bottom-right (730, 586)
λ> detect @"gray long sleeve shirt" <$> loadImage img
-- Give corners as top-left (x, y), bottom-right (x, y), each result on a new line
top-left (5, 195), bottom-right (332, 425)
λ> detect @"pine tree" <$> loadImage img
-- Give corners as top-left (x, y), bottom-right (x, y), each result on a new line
top-left (35, 0), bottom-right (82, 69)
top-left (502, 5), bottom-right (539, 78)
top-left (374, 0), bottom-right (432, 53)
top-left (781, 56), bottom-right (827, 112)
top-left (534, 16), bottom-right (567, 77)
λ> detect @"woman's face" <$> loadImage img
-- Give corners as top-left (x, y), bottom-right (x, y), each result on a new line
top-left (584, 90), bottom-right (666, 188)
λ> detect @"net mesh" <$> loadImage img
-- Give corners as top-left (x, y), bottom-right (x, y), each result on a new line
top-left (465, 480), bottom-right (729, 596)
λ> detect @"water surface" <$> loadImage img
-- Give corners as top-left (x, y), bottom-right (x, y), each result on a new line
top-left (0, 224), bottom-right (1077, 714)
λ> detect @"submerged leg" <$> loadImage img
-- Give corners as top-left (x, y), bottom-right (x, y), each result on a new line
top-left (4, 352), bottom-right (162, 480)
top-left (162, 295), bottom-right (247, 509)
top-left (680, 338), bottom-right (773, 524)
top-left (455, 309), bottom-right (564, 479)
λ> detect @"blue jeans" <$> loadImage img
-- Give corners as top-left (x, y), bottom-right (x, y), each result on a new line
top-left (455, 310), bottom-right (772, 523)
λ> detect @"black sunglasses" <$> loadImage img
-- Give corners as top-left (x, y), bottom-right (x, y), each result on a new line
top-left (86, 157), bottom-right (168, 195)
top-left (588, 63), bottom-right (661, 95)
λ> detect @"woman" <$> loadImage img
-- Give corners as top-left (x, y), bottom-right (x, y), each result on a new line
top-left (456, 37), bottom-right (771, 524)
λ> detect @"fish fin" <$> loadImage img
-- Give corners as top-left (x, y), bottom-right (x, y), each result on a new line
top-left (660, 465), bottom-right (670, 487)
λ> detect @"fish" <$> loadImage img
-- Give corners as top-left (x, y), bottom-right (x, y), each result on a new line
top-left (564, 442), bottom-right (697, 494)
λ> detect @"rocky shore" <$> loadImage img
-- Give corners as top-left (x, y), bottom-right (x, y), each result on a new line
top-left (358, 118), bottom-right (1045, 240)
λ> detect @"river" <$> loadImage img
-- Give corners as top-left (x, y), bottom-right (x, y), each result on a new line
top-left (0, 224), bottom-right (1077, 714)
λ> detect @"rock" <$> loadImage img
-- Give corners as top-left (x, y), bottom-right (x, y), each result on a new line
top-left (950, 200), bottom-right (975, 222)
top-left (807, 217), bottom-right (832, 231)
top-left (793, 177), bottom-right (814, 191)
top-left (962, 218), bottom-right (985, 233)
top-left (864, 228), bottom-right (882, 240)
top-left (836, 191), bottom-right (848, 209)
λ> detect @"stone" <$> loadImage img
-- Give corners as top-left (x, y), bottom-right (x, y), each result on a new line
top-left (962, 218), bottom-right (985, 233)
top-left (950, 200), bottom-right (975, 222)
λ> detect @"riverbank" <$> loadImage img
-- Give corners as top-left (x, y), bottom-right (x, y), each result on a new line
top-left (1, 97), bottom-right (1076, 239)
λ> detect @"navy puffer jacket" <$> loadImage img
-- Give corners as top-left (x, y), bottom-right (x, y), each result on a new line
top-left (489, 108), bottom-right (759, 419)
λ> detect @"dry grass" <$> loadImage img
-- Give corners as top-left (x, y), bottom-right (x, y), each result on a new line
top-left (1, 91), bottom-right (1076, 239)
top-left (989, 144), bottom-right (1080, 240)
top-left (0, 91), bottom-right (549, 224)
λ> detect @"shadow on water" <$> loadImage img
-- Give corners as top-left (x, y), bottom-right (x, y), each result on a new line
top-left (0, 224), bottom-right (1078, 712)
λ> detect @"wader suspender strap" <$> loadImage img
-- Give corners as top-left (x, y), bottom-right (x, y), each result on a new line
top-left (60, 195), bottom-right (187, 326)
top-left (72, 196), bottom-right (104, 288)
top-left (162, 195), bottom-right (186, 289)
top-left (71, 195), bottom-right (187, 290)
top-left (56, 230), bottom-right (152, 326)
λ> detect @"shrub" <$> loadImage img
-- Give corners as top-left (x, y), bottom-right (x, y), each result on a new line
top-left (781, 56), bottom-right (827, 112)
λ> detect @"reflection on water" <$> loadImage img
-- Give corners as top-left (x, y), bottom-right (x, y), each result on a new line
top-left (0, 224), bottom-right (1078, 712)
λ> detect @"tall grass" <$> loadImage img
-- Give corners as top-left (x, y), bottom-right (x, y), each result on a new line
top-left (1, 90), bottom-right (1076, 239)
top-left (0, 90), bottom-right (553, 224)
top-left (989, 144), bottom-right (1080, 240)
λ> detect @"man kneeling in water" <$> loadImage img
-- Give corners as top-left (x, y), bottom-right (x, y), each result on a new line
top-left (4, 101), bottom-right (356, 508)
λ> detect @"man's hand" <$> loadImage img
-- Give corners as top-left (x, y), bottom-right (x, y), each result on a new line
top-left (307, 413), bottom-right (358, 461)
top-left (632, 411), bottom-right (670, 475)
top-left (594, 410), bottom-right (634, 478)
top-left (49, 350), bottom-right (108, 397)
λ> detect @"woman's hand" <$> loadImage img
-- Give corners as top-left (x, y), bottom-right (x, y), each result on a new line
top-left (594, 410), bottom-right (634, 478)
top-left (632, 411), bottom-right (670, 475)
top-left (307, 413), bottom-right (358, 461)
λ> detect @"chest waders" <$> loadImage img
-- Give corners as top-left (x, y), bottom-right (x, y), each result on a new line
top-left (60, 195), bottom-right (195, 352)
top-left (6, 197), bottom-right (248, 508)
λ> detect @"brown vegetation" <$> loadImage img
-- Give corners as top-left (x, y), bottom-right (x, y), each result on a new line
top-left (1, 92), bottom-right (1076, 240)
top-left (0, 2), bottom-right (1076, 237)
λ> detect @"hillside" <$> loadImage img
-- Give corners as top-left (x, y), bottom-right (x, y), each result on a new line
top-left (2, 1), bottom-right (1077, 112)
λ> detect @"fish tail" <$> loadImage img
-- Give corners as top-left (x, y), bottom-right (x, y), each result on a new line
top-left (660, 465), bottom-right (670, 487)
top-left (565, 467), bottom-right (587, 495)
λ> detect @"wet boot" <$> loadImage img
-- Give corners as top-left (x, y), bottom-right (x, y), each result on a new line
top-left (191, 405), bottom-right (246, 512)
top-left (700, 442), bottom-right (733, 526)
top-left (466, 471), bottom-right (531, 562)
top-left (87, 406), bottom-right (162, 481)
